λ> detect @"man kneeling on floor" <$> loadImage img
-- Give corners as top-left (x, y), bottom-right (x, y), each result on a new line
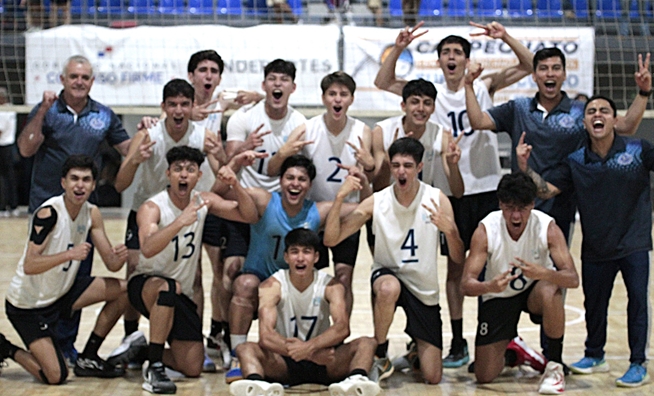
top-left (230, 228), bottom-right (380, 396)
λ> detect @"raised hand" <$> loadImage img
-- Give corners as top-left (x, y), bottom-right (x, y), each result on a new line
top-left (395, 21), bottom-right (429, 49)
top-left (217, 165), bottom-right (238, 187)
top-left (137, 116), bottom-right (159, 130)
top-left (278, 127), bottom-right (313, 158)
top-left (191, 98), bottom-right (223, 121)
top-left (445, 130), bottom-right (463, 165)
top-left (635, 53), bottom-right (652, 92)
top-left (469, 20), bottom-right (507, 40)
top-left (511, 257), bottom-right (546, 281)
top-left (41, 91), bottom-right (58, 111)
top-left (233, 150), bottom-right (269, 168)
top-left (346, 136), bottom-right (374, 171)
top-left (133, 131), bottom-right (156, 165)
top-left (244, 124), bottom-right (272, 151)
top-left (487, 269), bottom-right (518, 293)
top-left (516, 131), bottom-right (532, 172)
top-left (465, 62), bottom-right (484, 85)
top-left (422, 197), bottom-right (455, 234)
top-left (179, 192), bottom-right (206, 226)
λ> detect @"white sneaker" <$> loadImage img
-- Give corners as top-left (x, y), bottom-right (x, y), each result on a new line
top-left (539, 361), bottom-right (565, 395)
top-left (229, 379), bottom-right (284, 396)
top-left (208, 334), bottom-right (232, 370)
top-left (107, 330), bottom-right (147, 367)
top-left (329, 374), bottom-right (381, 396)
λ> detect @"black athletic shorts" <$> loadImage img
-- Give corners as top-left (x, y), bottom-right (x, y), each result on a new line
top-left (125, 210), bottom-right (140, 250)
top-left (6, 276), bottom-right (95, 348)
top-left (222, 219), bottom-right (250, 258)
top-left (441, 191), bottom-right (498, 255)
top-left (128, 274), bottom-right (202, 342)
top-left (371, 268), bottom-right (443, 350)
top-left (317, 230), bottom-right (360, 268)
top-left (202, 213), bottom-right (228, 248)
top-left (475, 282), bottom-right (541, 346)
top-left (278, 357), bottom-right (330, 386)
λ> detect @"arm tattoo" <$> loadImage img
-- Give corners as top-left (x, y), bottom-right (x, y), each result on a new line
top-left (526, 167), bottom-right (553, 198)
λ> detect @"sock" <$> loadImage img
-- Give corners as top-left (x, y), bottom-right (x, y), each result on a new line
top-left (349, 368), bottom-right (367, 378)
top-left (505, 349), bottom-right (517, 367)
top-left (210, 319), bottom-right (222, 337)
top-left (375, 340), bottom-right (389, 358)
top-left (124, 320), bottom-right (139, 336)
top-left (148, 343), bottom-right (165, 363)
top-left (230, 334), bottom-right (247, 356)
top-left (0, 339), bottom-right (19, 360)
top-left (546, 336), bottom-right (564, 364)
top-left (222, 322), bottom-right (231, 348)
top-left (247, 373), bottom-right (264, 380)
top-left (451, 319), bottom-right (463, 346)
top-left (81, 332), bottom-right (104, 358)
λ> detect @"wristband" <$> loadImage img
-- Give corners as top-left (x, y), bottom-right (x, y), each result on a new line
top-left (638, 89), bottom-right (652, 97)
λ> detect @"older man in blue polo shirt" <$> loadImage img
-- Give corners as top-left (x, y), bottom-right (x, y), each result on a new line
top-left (17, 54), bottom-right (131, 367)
top-left (516, 95), bottom-right (653, 388)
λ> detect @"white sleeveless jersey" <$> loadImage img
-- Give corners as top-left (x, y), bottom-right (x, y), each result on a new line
top-left (433, 80), bottom-right (501, 195)
top-left (376, 116), bottom-right (449, 192)
top-left (480, 209), bottom-right (555, 302)
top-left (372, 182), bottom-right (441, 305)
top-left (6, 195), bottom-right (93, 309)
top-left (226, 101), bottom-right (306, 192)
top-left (303, 114), bottom-right (367, 203)
top-left (132, 190), bottom-right (208, 299)
top-left (272, 269), bottom-right (331, 341)
top-left (131, 122), bottom-right (213, 211)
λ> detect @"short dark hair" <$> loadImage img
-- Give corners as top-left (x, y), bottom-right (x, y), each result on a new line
top-left (388, 137), bottom-right (424, 165)
top-left (264, 59), bottom-right (296, 81)
top-left (496, 172), bottom-right (537, 207)
top-left (284, 228), bottom-right (321, 252)
top-left (163, 79), bottom-right (195, 102)
top-left (533, 47), bottom-right (566, 71)
top-left (62, 154), bottom-right (98, 180)
top-left (320, 71), bottom-right (356, 95)
top-left (280, 155), bottom-right (316, 182)
top-left (187, 50), bottom-right (224, 75)
top-left (436, 35), bottom-right (471, 58)
top-left (402, 79), bottom-right (437, 102)
top-left (165, 146), bottom-right (205, 168)
top-left (584, 95), bottom-right (617, 117)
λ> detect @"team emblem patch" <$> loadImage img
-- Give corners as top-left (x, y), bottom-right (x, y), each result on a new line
top-left (77, 225), bottom-right (87, 234)
top-left (558, 115), bottom-right (575, 128)
top-left (422, 211), bottom-right (431, 224)
top-left (90, 117), bottom-right (106, 130)
top-left (532, 249), bottom-right (541, 260)
top-left (616, 153), bottom-right (634, 166)
top-left (312, 297), bottom-right (321, 306)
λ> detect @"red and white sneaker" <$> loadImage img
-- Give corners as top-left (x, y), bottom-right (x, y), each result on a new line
top-left (506, 336), bottom-right (548, 373)
top-left (539, 361), bottom-right (565, 394)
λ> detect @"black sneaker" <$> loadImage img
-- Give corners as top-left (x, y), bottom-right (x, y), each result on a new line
top-left (443, 339), bottom-right (470, 368)
top-left (0, 333), bottom-right (10, 374)
top-left (142, 361), bottom-right (177, 394)
top-left (74, 355), bottom-right (126, 378)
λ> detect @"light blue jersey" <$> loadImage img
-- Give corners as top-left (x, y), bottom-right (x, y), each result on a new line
top-left (242, 192), bottom-right (321, 280)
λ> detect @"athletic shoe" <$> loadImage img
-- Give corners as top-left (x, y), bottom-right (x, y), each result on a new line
top-left (507, 336), bottom-right (547, 373)
top-left (203, 352), bottom-right (217, 373)
top-left (229, 379), bottom-right (284, 396)
top-left (328, 374), bottom-right (381, 396)
top-left (368, 357), bottom-right (394, 383)
top-left (107, 330), bottom-right (148, 367)
top-left (225, 356), bottom-right (243, 384)
top-left (142, 361), bottom-right (176, 394)
top-left (539, 361), bottom-right (565, 394)
top-left (391, 341), bottom-right (419, 372)
top-left (74, 355), bottom-right (126, 378)
top-left (467, 361), bottom-right (475, 373)
top-left (616, 363), bottom-right (649, 387)
top-left (207, 334), bottom-right (232, 370)
top-left (62, 347), bottom-right (78, 369)
top-left (569, 356), bottom-right (610, 374)
top-left (443, 339), bottom-right (470, 368)
top-left (0, 333), bottom-right (10, 374)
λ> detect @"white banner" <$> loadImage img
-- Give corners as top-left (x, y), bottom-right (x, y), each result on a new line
top-left (343, 26), bottom-right (595, 112)
top-left (26, 24), bottom-right (340, 106)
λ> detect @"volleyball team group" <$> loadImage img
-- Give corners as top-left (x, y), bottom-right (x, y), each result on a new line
top-left (0, 19), bottom-right (652, 395)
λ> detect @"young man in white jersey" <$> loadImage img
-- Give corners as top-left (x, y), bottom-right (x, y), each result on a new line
top-left (462, 172), bottom-right (579, 394)
top-left (128, 146), bottom-right (258, 394)
top-left (324, 138), bottom-right (464, 384)
top-left (230, 228), bottom-right (380, 396)
top-left (224, 154), bottom-right (368, 384)
top-left (187, 49), bottom-right (264, 371)
top-left (112, 79), bottom-right (225, 371)
top-left (370, 78), bottom-right (463, 197)
top-left (266, 71), bottom-right (373, 315)
top-left (374, 20), bottom-right (533, 367)
top-left (0, 155), bottom-right (129, 384)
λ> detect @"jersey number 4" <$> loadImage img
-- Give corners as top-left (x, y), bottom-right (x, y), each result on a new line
top-left (401, 229), bottom-right (419, 264)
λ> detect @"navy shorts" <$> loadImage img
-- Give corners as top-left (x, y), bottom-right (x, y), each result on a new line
top-left (222, 219), bottom-right (250, 258)
top-left (277, 357), bottom-right (330, 386)
top-left (317, 230), bottom-right (360, 269)
top-left (6, 276), bottom-right (95, 348)
top-left (441, 191), bottom-right (498, 254)
top-left (202, 213), bottom-right (228, 248)
top-left (125, 210), bottom-right (140, 250)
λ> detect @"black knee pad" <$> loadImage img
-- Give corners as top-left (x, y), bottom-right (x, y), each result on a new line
top-left (157, 278), bottom-right (177, 307)
top-left (39, 347), bottom-right (68, 385)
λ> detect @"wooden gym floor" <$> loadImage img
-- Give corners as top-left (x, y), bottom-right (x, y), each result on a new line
top-left (0, 211), bottom-right (652, 395)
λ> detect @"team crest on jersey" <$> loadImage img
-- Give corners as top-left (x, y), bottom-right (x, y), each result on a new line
top-left (532, 249), bottom-right (541, 260)
top-left (616, 153), bottom-right (634, 166)
top-left (89, 117), bottom-right (106, 130)
top-left (421, 211), bottom-right (431, 224)
top-left (312, 297), bottom-right (321, 306)
top-left (77, 225), bottom-right (87, 234)
top-left (558, 115), bottom-right (575, 129)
